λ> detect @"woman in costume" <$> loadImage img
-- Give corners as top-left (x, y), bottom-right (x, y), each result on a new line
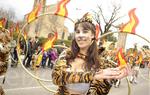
top-left (52, 13), bottom-right (128, 95)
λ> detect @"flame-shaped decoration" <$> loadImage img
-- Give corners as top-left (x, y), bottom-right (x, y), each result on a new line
top-left (55, 0), bottom-right (70, 17)
top-left (27, 1), bottom-right (42, 23)
top-left (120, 8), bottom-right (139, 34)
top-left (95, 24), bottom-right (100, 40)
top-left (35, 32), bottom-right (58, 66)
top-left (0, 18), bottom-right (6, 28)
top-left (117, 48), bottom-right (127, 66)
top-left (43, 32), bottom-right (58, 51)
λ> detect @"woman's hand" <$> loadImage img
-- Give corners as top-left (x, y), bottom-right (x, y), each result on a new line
top-left (94, 66), bottom-right (129, 80)
top-left (113, 66), bottom-right (129, 79)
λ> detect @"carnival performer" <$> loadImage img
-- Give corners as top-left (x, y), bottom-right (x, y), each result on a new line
top-left (0, 27), bottom-right (11, 95)
top-left (128, 53), bottom-right (140, 84)
top-left (52, 13), bottom-right (129, 95)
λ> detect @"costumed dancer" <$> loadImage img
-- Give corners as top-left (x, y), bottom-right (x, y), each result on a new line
top-left (52, 13), bottom-right (129, 95)
top-left (0, 27), bottom-right (11, 95)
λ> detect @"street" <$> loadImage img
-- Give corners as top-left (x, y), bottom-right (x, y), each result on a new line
top-left (1, 64), bottom-right (150, 95)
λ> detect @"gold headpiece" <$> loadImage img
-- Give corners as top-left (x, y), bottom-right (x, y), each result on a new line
top-left (76, 12), bottom-right (93, 24)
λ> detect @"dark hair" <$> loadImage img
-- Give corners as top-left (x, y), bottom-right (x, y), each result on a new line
top-left (66, 21), bottom-right (99, 70)
top-left (35, 36), bottom-right (38, 39)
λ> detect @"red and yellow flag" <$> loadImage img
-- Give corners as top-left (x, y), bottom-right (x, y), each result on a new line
top-left (55, 0), bottom-right (70, 17)
top-left (120, 8), bottom-right (139, 34)
top-left (27, 2), bottom-right (42, 23)
top-left (117, 48), bottom-right (127, 66)
top-left (0, 18), bottom-right (6, 28)
top-left (43, 32), bottom-right (58, 51)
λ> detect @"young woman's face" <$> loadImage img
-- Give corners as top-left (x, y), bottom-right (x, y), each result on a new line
top-left (75, 24), bottom-right (94, 49)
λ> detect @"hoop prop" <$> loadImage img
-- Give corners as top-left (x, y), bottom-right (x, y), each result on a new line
top-left (98, 31), bottom-right (150, 95)
top-left (16, 11), bottom-right (150, 94)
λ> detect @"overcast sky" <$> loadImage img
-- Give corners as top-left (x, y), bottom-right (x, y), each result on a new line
top-left (0, 0), bottom-right (149, 49)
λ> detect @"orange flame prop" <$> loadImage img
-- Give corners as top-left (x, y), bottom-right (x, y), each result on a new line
top-left (55, 0), bottom-right (70, 17)
top-left (43, 32), bottom-right (58, 51)
top-left (96, 24), bottom-right (100, 40)
top-left (36, 32), bottom-right (58, 66)
top-left (27, 2), bottom-right (42, 23)
top-left (120, 8), bottom-right (139, 34)
top-left (117, 48), bottom-right (127, 66)
top-left (0, 18), bottom-right (6, 28)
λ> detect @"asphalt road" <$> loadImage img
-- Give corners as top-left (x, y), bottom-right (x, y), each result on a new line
top-left (1, 64), bottom-right (150, 95)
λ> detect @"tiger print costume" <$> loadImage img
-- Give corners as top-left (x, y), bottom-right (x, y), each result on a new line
top-left (0, 28), bottom-right (11, 95)
top-left (52, 50), bottom-right (117, 95)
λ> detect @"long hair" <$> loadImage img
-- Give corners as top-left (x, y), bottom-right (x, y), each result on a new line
top-left (66, 21), bottom-right (99, 70)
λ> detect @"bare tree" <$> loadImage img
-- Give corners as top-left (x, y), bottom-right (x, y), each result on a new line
top-left (93, 3), bottom-right (123, 35)
top-left (7, 8), bottom-right (16, 20)
top-left (0, 7), bottom-right (17, 29)
top-left (0, 7), bottom-right (16, 21)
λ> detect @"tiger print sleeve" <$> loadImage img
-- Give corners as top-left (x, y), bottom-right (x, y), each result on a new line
top-left (52, 60), bottom-right (95, 86)
top-left (86, 53), bottom-right (117, 95)
top-left (86, 57), bottom-right (113, 95)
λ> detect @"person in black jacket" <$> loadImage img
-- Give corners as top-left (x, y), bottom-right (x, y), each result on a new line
top-left (23, 38), bottom-right (33, 68)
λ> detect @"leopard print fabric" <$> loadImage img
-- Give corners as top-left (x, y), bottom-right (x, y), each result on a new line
top-left (0, 28), bottom-right (11, 95)
top-left (0, 29), bottom-right (11, 76)
top-left (52, 50), bottom-right (117, 95)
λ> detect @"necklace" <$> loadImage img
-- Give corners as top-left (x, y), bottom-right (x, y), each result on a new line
top-left (77, 53), bottom-right (87, 60)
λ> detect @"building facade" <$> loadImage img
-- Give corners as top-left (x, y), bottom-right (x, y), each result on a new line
top-left (24, 0), bottom-right (69, 40)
